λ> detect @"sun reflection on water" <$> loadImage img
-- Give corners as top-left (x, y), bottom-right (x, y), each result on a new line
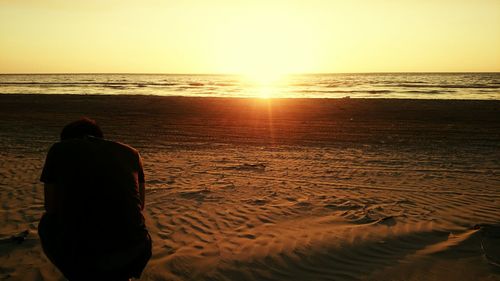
top-left (239, 72), bottom-right (290, 99)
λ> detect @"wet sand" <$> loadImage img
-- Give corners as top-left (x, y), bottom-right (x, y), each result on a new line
top-left (0, 94), bottom-right (499, 280)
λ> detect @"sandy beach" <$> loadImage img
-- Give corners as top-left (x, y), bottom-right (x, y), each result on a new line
top-left (0, 94), bottom-right (499, 281)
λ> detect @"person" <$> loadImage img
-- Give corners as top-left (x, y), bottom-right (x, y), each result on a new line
top-left (38, 117), bottom-right (151, 281)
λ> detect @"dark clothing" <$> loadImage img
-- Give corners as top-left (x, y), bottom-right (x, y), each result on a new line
top-left (39, 137), bottom-right (151, 280)
top-left (39, 213), bottom-right (151, 281)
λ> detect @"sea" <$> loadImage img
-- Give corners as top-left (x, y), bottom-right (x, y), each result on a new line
top-left (0, 73), bottom-right (499, 99)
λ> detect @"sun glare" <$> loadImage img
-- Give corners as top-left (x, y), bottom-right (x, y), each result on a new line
top-left (210, 8), bottom-right (317, 95)
top-left (239, 70), bottom-right (289, 99)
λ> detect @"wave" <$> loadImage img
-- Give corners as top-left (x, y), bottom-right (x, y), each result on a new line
top-left (189, 82), bottom-right (204, 86)
top-left (0, 82), bottom-right (179, 87)
top-left (294, 89), bottom-right (461, 95)
top-left (392, 84), bottom-right (500, 89)
top-left (294, 90), bottom-right (393, 94)
top-left (404, 90), bottom-right (456, 94)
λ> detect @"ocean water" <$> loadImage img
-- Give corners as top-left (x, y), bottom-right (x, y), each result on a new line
top-left (0, 73), bottom-right (499, 99)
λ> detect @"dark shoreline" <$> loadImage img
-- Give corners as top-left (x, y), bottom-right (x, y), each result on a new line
top-left (1, 94), bottom-right (499, 152)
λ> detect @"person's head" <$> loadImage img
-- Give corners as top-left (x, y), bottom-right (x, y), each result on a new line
top-left (60, 117), bottom-right (104, 141)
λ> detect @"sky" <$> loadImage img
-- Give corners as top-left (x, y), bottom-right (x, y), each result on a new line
top-left (1, 0), bottom-right (499, 74)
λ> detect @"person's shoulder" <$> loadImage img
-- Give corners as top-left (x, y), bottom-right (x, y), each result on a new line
top-left (104, 139), bottom-right (139, 155)
top-left (44, 140), bottom-right (81, 158)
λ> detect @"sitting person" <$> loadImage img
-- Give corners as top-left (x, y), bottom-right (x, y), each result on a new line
top-left (38, 117), bottom-right (151, 281)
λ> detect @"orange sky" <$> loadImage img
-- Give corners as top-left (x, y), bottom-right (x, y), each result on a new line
top-left (1, 0), bottom-right (499, 74)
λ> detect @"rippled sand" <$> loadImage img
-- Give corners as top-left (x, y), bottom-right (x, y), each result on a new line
top-left (0, 95), bottom-right (499, 280)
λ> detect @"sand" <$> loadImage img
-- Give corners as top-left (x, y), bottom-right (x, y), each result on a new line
top-left (0, 94), bottom-right (499, 281)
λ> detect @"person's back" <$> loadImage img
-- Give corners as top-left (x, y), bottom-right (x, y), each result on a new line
top-left (39, 118), bottom-right (151, 281)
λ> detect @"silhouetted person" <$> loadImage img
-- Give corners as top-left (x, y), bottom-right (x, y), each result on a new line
top-left (38, 118), bottom-right (151, 281)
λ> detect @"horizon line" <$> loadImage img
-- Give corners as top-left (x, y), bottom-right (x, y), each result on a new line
top-left (1, 71), bottom-right (500, 75)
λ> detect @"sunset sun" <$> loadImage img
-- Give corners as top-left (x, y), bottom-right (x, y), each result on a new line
top-left (208, 7), bottom-right (318, 82)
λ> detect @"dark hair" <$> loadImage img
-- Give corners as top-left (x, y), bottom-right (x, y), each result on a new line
top-left (60, 117), bottom-right (104, 141)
